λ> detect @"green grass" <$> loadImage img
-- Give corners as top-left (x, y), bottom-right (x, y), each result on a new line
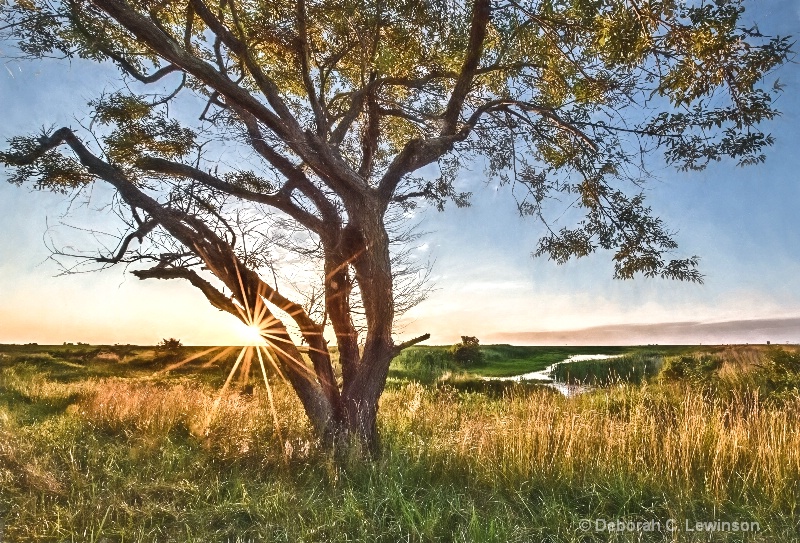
top-left (550, 352), bottom-right (665, 385)
top-left (1, 343), bottom-right (799, 542)
top-left (391, 344), bottom-right (696, 380)
top-left (472, 345), bottom-right (626, 376)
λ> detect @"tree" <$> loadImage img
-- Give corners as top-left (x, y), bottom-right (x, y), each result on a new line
top-left (451, 336), bottom-right (484, 367)
top-left (157, 337), bottom-right (184, 352)
top-left (156, 337), bottom-right (183, 353)
top-left (0, 0), bottom-right (791, 453)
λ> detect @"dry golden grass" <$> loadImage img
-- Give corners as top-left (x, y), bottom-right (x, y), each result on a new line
top-left (68, 363), bottom-right (800, 509)
top-left (381, 381), bottom-right (800, 506)
top-left (75, 377), bottom-right (313, 464)
top-left (3, 345), bottom-right (799, 541)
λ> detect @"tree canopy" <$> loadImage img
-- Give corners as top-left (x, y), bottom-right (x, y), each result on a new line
top-left (0, 0), bottom-right (791, 450)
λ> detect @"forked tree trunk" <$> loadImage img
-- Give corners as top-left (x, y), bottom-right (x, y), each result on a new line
top-left (325, 211), bottom-right (397, 456)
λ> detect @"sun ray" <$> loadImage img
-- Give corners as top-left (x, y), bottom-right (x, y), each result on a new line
top-left (253, 332), bottom-right (317, 378)
top-left (256, 329), bottom-right (307, 347)
top-left (253, 281), bottom-right (269, 327)
top-left (202, 345), bottom-right (249, 434)
top-left (239, 344), bottom-right (255, 385)
top-left (255, 345), bottom-right (286, 463)
top-left (257, 329), bottom-right (329, 356)
top-left (156, 346), bottom-right (223, 375)
top-left (324, 246), bottom-right (365, 281)
top-left (249, 312), bottom-right (283, 333)
top-left (258, 344), bottom-right (288, 384)
top-left (232, 298), bottom-right (251, 326)
top-left (201, 346), bottom-right (238, 368)
top-left (254, 294), bottom-right (271, 330)
top-left (233, 260), bottom-right (253, 324)
top-left (237, 322), bottom-right (267, 345)
top-left (235, 293), bottom-right (327, 355)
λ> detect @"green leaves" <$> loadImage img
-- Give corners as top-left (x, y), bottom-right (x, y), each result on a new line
top-left (90, 93), bottom-right (197, 164)
top-left (534, 189), bottom-right (704, 283)
top-left (92, 93), bottom-right (153, 125)
top-left (0, 0), bottom-right (792, 284)
top-left (223, 171), bottom-right (275, 194)
top-left (0, 135), bottom-right (94, 193)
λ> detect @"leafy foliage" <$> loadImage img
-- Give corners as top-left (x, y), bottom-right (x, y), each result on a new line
top-left (0, 0), bottom-right (791, 281)
top-left (0, 135), bottom-right (94, 192)
top-left (660, 353), bottom-right (723, 382)
top-left (451, 336), bottom-right (484, 367)
top-left (156, 338), bottom-right (184, 353)
top-left (90, 93), bottom-right (197, 163)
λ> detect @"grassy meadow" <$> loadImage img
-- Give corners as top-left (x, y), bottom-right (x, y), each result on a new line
top-left (1, 342), bottom-right (799, 542)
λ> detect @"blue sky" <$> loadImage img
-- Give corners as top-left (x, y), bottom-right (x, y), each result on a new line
top-left (1, 1), bottom-right (799, 346)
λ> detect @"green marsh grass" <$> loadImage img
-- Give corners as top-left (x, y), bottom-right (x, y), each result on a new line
top-left (550, 352), bottom-right (664, 385)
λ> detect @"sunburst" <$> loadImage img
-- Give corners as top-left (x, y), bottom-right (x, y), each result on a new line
top-left (154, 261), bottom-right (312, 462)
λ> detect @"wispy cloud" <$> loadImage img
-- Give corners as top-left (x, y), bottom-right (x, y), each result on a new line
top-left (491, 317), bottom-right (800, 346)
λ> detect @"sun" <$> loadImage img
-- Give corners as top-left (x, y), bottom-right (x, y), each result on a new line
top-left (238, 323), bottom-right (265, 345)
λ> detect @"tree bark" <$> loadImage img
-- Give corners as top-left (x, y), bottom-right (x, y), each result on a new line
top-left (339, 206), bottom-right (396, 454)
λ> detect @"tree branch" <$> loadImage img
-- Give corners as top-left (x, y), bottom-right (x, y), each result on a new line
top-left (8, 126), bottom-right (341, 419)
top-left (96, 218), bottom-right (159, 264)
top-left (393, 333), bottom-right (431, 354)
top-left (358, 78), bottom-right (380, 179)
top-left (295, 0), bottom-right (328, 136)
top-left (232, 108), bottom-right (342, 228)
top-left (135, 155), bottom-right (325, 233)
top-left (440, 0), bottom-right (491, 135)
top-left (188, 0), bottom-right (298, 126)
top-left (132, 265), bottom-right (240, 314)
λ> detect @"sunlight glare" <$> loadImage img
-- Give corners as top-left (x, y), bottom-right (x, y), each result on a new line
top-left (238, 323), bottom-right (265, 345)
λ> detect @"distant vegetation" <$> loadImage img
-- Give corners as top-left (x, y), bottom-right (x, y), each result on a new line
top-left (1, 343), bottom-right (799, 541)
top-left (450, 336), bottom-right (484, 367)
top-left (156, 337), bottom-right (184, 353)
top-left (550, 352), bottom-right (664, 385)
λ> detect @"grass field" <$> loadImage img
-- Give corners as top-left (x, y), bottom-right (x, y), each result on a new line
top-left (1, 343), bottom-right (799, 542)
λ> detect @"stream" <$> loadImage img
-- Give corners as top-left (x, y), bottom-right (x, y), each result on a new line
top-left (484, 354), bottom-right (620, 396)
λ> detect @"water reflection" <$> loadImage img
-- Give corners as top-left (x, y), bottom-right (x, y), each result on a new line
top-left (484, 354), bottom-right (619, 396)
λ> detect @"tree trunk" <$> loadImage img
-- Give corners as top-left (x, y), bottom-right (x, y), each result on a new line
top-left (340, 208), bottom-right (396, 455)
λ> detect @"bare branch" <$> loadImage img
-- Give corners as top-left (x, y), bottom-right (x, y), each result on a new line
top-left (132, 265), bottom-right (239, 314)
top-left (393, 333), bottom-right (431, 354)
top-left (96, 218), bottom-right (159, 264)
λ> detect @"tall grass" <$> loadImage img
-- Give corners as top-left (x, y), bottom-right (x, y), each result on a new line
top-left (550, 353), bottom-right (664, 385)
top-left (1, 346), bottom-right (799, 541)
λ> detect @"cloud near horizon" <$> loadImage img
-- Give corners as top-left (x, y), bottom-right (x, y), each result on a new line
top-left (489, 317), bottom-right (800, 346)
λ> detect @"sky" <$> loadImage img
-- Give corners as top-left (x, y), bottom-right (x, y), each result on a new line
top-left (1, 1), bottom-right (800, 346)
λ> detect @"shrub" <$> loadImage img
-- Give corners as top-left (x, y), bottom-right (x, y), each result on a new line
top-left (660, 354), bottom-right (722, 382)
top-left (764, 347), bottom-right (800, 374)
top-left (156, 338), bottom-right (183, 353)
top-left (753, 348), bottom-right (800, 401)
top-left (450, 336), bottom-right (484, 367)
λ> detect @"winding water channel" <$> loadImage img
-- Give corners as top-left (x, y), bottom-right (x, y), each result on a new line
top-left (484, 354), bottom-right (620, 396)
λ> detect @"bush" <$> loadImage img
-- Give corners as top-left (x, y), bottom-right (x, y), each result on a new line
top-left (764, 347), bottom-right (800, 374)
top-left (450, 336), bottom-right (484, 367)
top-left (660, 354), bottom-right (722, 383)
top-left (753, 348), bottom-right (800, 401)
top-left (157, 338), bottom-right (183, 353)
